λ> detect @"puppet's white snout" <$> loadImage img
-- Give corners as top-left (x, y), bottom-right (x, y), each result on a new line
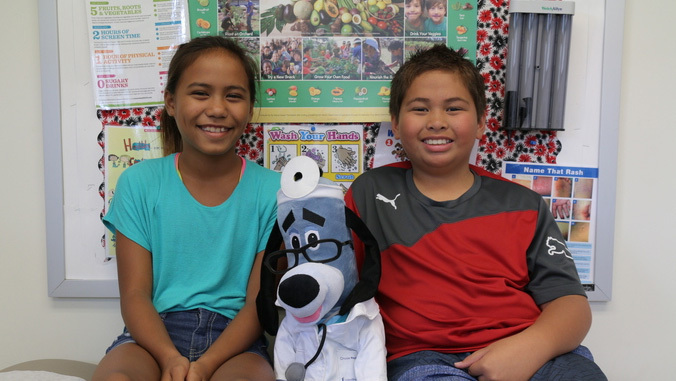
top-left (276, 263), bottom-right (344, 325)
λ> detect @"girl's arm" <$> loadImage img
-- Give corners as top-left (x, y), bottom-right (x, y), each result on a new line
top-left (190, 249), bottom-right (268, 377)
top-left (116, 232), bottom-right (189, 379)
top-left (454, 294), bottom-right (591, 380)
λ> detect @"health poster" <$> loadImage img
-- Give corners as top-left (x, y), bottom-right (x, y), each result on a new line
top-left (264, 124), bottom-right (363, 190)
top-left (87, 0), bottom-right (190, 108)
top-left (502, 162), bottom-right (599, 285)
top-left (187, 0), bottom-right (477, 122)
top-left (373, 121), bottom-right (408, 167)
top-left (104, 126), bottom-right (164, 257)
top-left (87, 0), bottom-right (476, 118)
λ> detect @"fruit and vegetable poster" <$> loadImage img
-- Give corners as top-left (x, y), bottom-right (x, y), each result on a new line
top-left (264, 124), bottom-right (363, 188)
top-left (502, 162), bottom-right (599, 285)
top-left (87, 0), bottom-right (477, 122)
top-left (87, 0), bottom-right (190, 108)
top-left (193, 0), bottom-right (478, 122)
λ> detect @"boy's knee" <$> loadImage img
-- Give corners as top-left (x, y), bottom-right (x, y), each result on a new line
top-left (532, 350), bottom-right (607, 381)
top-left (394, 365), bottom-right (475, 381)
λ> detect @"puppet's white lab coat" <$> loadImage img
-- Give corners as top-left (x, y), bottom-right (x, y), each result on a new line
top-left (274, 298), bottom-right (387, 381)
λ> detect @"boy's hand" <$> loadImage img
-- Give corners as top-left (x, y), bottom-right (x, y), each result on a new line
top-left (454, 295), bottom-right (591, 380)
top-left (454, 334), bottom-right (545, 381)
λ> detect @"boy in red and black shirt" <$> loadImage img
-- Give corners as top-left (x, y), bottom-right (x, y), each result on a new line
top-left (345, 45), bottom-right (606, 380)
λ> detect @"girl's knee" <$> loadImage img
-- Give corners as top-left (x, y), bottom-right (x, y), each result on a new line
top-left (211, 352), bottom-right (274, 381)
top-left (93, 344), bottom-right (160, 381)
top-left (93, 371), bottom-right (134, 381)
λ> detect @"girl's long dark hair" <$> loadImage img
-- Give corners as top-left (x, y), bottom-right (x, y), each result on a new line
top-left (160, 36), bottom-right (260, 156)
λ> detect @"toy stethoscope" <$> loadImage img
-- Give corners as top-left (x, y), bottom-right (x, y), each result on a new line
top-left (284, 322), bottom-right (327, 381)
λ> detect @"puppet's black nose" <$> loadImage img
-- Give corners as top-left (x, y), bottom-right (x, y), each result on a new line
top-left (279, 274), bottom-right (319, 308)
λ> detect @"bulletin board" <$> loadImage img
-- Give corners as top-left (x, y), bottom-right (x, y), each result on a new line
top-left (39, 0), bottom-right (624, 300)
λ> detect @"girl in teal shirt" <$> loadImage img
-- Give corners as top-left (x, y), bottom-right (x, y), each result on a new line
top-left (94, 36), bottom-right (279, 381)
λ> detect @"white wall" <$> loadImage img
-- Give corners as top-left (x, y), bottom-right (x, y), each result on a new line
top-left (0, 0), bottom-right (123, 366)
top-left (582, 0), bottom-right (676, 376)
top-left (1, 0), bottom-right (674, 379)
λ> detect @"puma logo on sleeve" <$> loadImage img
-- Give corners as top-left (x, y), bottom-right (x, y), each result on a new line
top-left (546, 236), bottom-right (573, 259)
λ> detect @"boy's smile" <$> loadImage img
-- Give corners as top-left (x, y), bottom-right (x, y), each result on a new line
top-left (392, 69), bottom-right (485, 176)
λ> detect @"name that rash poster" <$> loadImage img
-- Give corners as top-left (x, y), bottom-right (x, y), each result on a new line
top-left (502, 162), bottom-right (599, 285)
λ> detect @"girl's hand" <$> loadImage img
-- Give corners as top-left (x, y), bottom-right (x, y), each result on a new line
top-left (186, 361), bottom-right (214, 381)
top-left (160, 355), bottom-right (190, 381)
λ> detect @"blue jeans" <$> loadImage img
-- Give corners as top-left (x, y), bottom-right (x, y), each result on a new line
top-left (388, 346), bottom-right (607, 380)
top-left (106, 308), bottom-right (270, 363)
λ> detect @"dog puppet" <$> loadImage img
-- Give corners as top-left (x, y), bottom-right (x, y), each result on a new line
top-left (257, 156), bottom-right (386, 381)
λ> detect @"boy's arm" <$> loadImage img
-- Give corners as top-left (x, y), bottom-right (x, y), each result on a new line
top-left (454, 190), bottom-right (591, 379)
top-left (115, 231), bottom-right (190, 379)
top-left (454, 294), bottom-right (591, 380)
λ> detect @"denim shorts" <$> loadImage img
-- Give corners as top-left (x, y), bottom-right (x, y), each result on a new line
top-left (106, 308), bottom-right (270, 363)
top-left (387, 346), bottom-right (606, 381)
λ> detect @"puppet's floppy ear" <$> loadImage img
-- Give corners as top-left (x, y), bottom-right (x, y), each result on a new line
top-left (339, 206), bottom-right (381, 316)
top-left (256, 222), bottom-right (283, 336)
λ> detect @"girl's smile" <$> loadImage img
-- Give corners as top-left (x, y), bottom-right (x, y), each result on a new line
top-left (164, 49), bottom-right (252, 159)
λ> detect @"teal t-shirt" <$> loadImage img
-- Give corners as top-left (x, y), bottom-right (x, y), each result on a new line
top-left (103, 154), bottom-right (280, 318)
top-left (424, 17), bottom-right (447, 35)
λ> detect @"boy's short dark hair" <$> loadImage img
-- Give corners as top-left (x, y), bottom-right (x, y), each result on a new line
top-left (389, 44), bottom-right (486, 123)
